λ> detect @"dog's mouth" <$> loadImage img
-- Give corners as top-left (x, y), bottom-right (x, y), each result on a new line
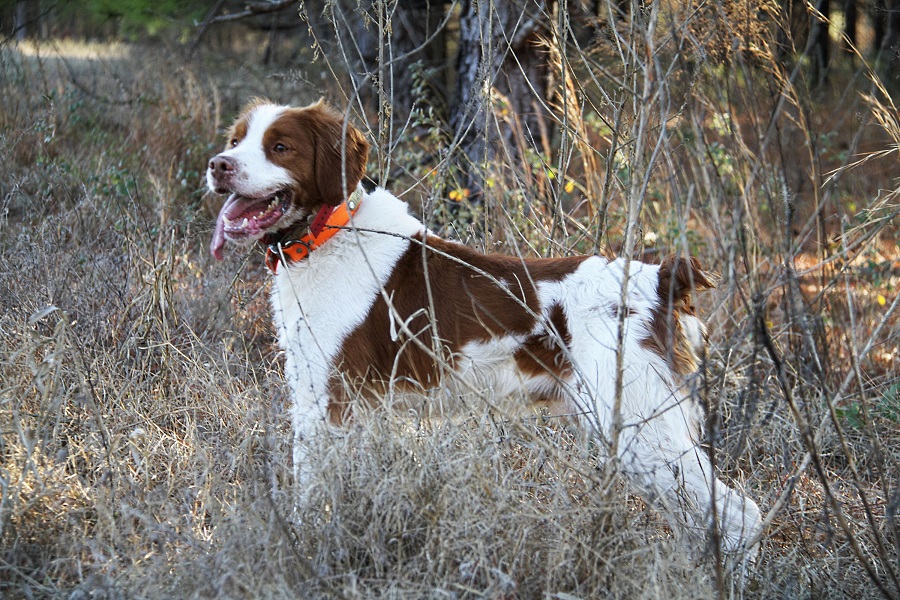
top-left (210, 190), bottom-right (292, 260)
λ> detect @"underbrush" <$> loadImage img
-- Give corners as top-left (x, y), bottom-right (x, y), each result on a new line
top-left (2, 4), bottom-right (899, 598)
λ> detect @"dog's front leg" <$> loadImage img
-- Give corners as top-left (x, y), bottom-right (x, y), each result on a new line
top-left (290, 394), bottom-right (328, 503)
top-left (281, 348), bottom-right (333, 511)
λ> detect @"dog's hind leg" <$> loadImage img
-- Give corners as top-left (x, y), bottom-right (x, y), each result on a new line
top-left (613, 399), bottom-right (763, 558)
top-left (564, 346), bottom-right (762, 558)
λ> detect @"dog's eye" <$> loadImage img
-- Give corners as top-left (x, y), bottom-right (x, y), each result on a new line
top-left (229, 138), bottom-right (238, 147)
top-left (273, 143), bottom-right (287, 153)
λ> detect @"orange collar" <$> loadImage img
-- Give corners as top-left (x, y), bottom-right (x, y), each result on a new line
top-left (265, 188), bottom-right (363, 273)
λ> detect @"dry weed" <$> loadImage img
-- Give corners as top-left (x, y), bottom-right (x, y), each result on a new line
top-left (2, 2), bottom-right (899, 597)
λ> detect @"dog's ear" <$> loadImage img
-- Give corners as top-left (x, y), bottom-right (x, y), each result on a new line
top-left (306, 101), bottom-right (369, 206)
top-left (657, 255), bottom-right (717, 305)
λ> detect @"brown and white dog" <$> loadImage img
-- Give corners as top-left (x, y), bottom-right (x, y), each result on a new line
top-left (207, 99), bottom-right (762, 555)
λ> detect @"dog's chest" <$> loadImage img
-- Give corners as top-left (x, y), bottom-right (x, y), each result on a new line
top-left (269, 232), bottom-right (413, 396)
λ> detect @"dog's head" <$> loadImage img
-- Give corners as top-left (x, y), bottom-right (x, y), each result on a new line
top-left (207, 99), bottom-right (369, 259)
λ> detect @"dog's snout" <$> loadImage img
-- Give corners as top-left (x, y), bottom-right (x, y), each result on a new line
top-left (209, 155), bottom-right (236, 174)
top-left (208, 155), bottom-right (238, 194)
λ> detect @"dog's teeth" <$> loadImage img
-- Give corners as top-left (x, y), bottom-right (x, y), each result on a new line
top-left (241, 218), bottom-right (249, 227)
top-left (223, 217), bottom-right (232, 226)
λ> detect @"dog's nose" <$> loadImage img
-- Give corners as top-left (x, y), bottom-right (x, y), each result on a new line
top-left (209, 155), bottom-right (236, 174)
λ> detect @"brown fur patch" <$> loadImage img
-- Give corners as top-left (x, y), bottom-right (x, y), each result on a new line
top-left (643, 255), bottom-right (716, 375)
top-left (226, 118), bottom-right (249, 148)
top-left (514, 303), bottom-right (573, 380)
top-left (225, 97), bottom-right (272, 147)
top-left (267, 101), bottom-right (369, 209)
top-left (334, 235), bottom-right (588, 399)
top-left (224, 100), bottom-right (369, 218)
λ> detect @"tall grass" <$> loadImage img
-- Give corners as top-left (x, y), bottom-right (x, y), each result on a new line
top-left (1, 1), bottom-right (899, 598)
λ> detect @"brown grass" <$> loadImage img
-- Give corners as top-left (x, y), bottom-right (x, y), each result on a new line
top-left (2, 2), bottom-right (899, 598)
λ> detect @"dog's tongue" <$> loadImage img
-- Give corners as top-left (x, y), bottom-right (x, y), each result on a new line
top-left (210, 214), bottom-right (226, 260)
top-left (210, 195), bottom-right (240, 260)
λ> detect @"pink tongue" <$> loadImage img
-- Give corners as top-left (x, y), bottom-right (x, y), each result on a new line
top-left (210, 213), bottom-right (226, 260)
top-left (210, 195), bottom-right (241, 260)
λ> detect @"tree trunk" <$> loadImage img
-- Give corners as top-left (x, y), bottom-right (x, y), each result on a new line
top-left (882, 0), bottom-right (900, 80)
top-left (844, 0), bottom-right (857, 54)
top-left (449, 0), bottom-right (551, 204)
top-left (313, 1), bottom-right (448, 180)
top-left (777, 0), bottom-right (808, 64)
top-left (334, 1), bottom-right (446, 115)
top-left (310, 1), bottom-right (554, 207)
top-left (873, 0), bottom-right (886, 53)
top-left (14, 0), bottom-right (26, 41)
top-left (810, 0), bottom-right (830, 84)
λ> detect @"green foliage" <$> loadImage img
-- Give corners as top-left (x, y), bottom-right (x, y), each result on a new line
top-left (838, 384), bottom-right (900, 429)
top-left (40, 0), bottom-right (217, 40)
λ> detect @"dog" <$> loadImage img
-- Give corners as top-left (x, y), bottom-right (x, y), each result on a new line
top-left (206, 99), bottom-right (762, 555)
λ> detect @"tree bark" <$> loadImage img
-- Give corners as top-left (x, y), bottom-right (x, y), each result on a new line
top-left (844, 0), bottom-right (857, 54)
top-left (449, 0), bottom-right (551, 203)
top-left (873, 0), bottom-right (887, 53)
top-left (310, 0), bottom-right (448, 176)
top-left (882, 0), bottom-right (900, 80)
top-left (14, 0), bottom-right (27, 41)
top-left (810, 0), bottom-right (830, 85)
top-left (777, 0), bottom-right (807, 65)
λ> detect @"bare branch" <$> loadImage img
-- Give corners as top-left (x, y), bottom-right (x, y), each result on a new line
top-left (201, 0), bottom-right (298, 26)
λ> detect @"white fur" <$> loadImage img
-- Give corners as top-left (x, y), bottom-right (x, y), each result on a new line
top-left (681, 314), bottom-right (707, 355)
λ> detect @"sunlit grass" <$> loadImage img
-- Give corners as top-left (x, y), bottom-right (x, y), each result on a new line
top-left (14, 38), bottom-right (132, 59)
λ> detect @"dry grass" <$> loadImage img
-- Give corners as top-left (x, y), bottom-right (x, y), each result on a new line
top-left (2, 2), bottom-right (900, 598)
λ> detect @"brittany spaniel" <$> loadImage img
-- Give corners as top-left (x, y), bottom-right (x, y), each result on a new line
top-left (206, 99), bottom-right (762, 556)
